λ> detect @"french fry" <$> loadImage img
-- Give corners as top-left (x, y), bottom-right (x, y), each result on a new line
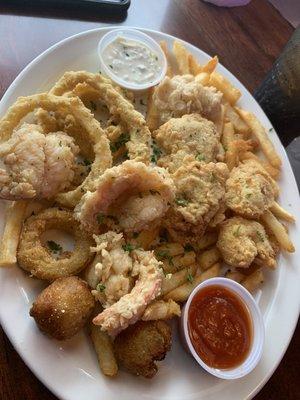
top-left (215, 104), bottom-right (225, 136)
top-left (225, 270), bottom-right (244, 283)
top-left (155, 242), bottom-right (184, 257)
top-left (189, 54), bottom-right (202, 76)
top-left (235, 108), bottom-right (282, 168)
top-left (146, 87), bottom-right (160, 131)
top-left (142, 299), bottom-right (181, 321)
top-left (162, 251), bottom-right (196, 274)
top-left (0, 201), bottom-right (28, 267)
top-left (173, 41), bottom-right (190, 74)
top-left (242, 269), bottom-right (264, 293)
top-left (261, 210), bottom-right (295, 252)
top-left (165, 263), bottom-right (220, 303)
top-left (195, 231), bottom-right (218, 251)
top-left (269, 202), bottom-right (295, 223)
top-left (90, 324), bottom-right (118, 377)
top-left (209, 71), bottom-right (241, 105)
top-left (161, 264), bottom-right (197, 295)
top-left (160, 40), bottom-right (173, 77)
top-left (227, 139), bottom-right (257, 171)
top-left (222, 122), bottom-right (237, 169)
top-left (198, 246), bottom-right (221, 270)
top-left (131, 227), bottom-right (160, 250)
top-left (239, 151), bottom-right (280, 180)
top-left (201, 56), bottom-right (218, 74)
top-left (224, 103), bottom-right (251, 138)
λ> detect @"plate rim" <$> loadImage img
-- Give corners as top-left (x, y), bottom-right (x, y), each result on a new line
top-left (0, 26), bottom-right (299, 400)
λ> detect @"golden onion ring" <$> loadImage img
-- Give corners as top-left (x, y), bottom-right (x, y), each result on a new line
top-left (0, 93), bottom-right (112, 207)
top-left (49, 71), bottom-right (151, 164)
top-left (17, 208), bottom-right (94, 280)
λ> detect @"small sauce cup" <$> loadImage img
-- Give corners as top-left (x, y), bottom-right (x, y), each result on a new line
top-left (180, 277), bottom-right (265, 379)
top-left (98, 28), bottom-right (167, 91)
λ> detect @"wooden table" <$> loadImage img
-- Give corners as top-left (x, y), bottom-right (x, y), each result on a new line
top-left (0, 0), bottom-right (298, 399)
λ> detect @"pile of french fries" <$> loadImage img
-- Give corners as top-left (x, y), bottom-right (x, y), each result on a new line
top-left (0, 39), bottom-right (295, 379)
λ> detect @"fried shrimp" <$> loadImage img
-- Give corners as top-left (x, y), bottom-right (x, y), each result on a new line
top-left (114, 320), bottom-right (172, 378)
top-left (217, 216), bottom-right (276, 269)
top-left (49, 71), bottom-right (151, 164)
top-left (225, 160), bottom-right (279, 219)
top-left (87, 231), bottom-right (134, 307)
top-left (93, 246), bottom-right (163, 337)
top-left (153, 114), bottom-right (223, 173)
top-left (30, 276), bottom-right (95, 340)
top-left (153, 74), bottom-right (223, 126)
top-left (0, 93), bottom-right (112, 207)
top-left (75, 160), bottom-right (175, 234)
top-left (17, 208), bottom-right (94, 280)
top-left (0, 123), bottom-right (79, 200)
top-left (165, 161), bottom-right (229, 245)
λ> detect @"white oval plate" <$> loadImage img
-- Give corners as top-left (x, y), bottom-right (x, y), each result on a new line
top-left (0, 27), bottom-right (299, 400)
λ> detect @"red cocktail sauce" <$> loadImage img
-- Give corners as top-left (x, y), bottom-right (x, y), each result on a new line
top-left (188, 285), bottom-right (252, 369)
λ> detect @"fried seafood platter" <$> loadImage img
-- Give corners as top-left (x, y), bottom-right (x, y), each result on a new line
top-left (0, 34), bottom-right (296, 385)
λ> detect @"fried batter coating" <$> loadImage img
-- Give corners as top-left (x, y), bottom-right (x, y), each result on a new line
top-left (153, 114), bottom-right (223, 173)
top-left (165, 161), bottom-right (229, 245)
top-left (153, 75), bottom-right (222, 126)
top-left (92, 242), bottom-right (163, 337)
top-left (17, 208), bottom-right (94, 280)
top-left (0, 123), bottom-right (79, 200)
top-left (217, 216), bottom-right (276, 268)
top-left (75, 160), bottom-right (175, 233)
top-left (226, 160), bottom-right (279, 219)
top-left (30, 276), bottom-right (95, 340)
top-left (0, 93), bottom-right (112, 208)
top-left (114, 320), bottom-right (172, 378)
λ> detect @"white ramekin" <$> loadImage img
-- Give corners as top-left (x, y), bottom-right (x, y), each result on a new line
top-left (180, 277), bottom-right (265, 379)
top-left (98, 28), bottom-right (167, 91)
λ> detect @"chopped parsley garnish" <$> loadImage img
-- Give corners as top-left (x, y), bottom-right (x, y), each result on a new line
top-left (175, 198), bottom-right (189, 207)
top-left (246, 193), bottom-right (252, 199)
top-left (196, 153), bottom-right (206, 161)
top-left (47, 240), bottom-right (62, 253)
top-left (269, 127), bottom-right (274, 132)
top-left (83, 158), bottom-right (92, 166)
top-left (122, 243), bottom-right (135, 252)
top-left (110, 133), bottom-right (130, 153)
top-left (151, 143), bottom-right (162, 163)
top-left (90, 101), bottom-right (97, 111)
top-left (96, 283), bottom-right (106, 292)
top-left (156, 250), bottom-right (174, 266)
top-left (187, 273), bottom-right (194, 283)
top-left (222, 144), bottom-right (228, 152)
top-left (184, 244), bottom-right (194, 252)
top-left (109, 64), bottom-right (113, 69)
top-left (59, 141), bottom-right (62, 147)
top-left (97, 213), bottom-right (105, 224)
top-left (233, 225), bottom-right (241, 237)
top-left (132, 232), bottom-right (139, 239)
top-left (139, 99), bottom-right (146, 106)
top-left (210, 172), bottom-right (217, 183)
top-left (256, 231), bottom-right (265, 242)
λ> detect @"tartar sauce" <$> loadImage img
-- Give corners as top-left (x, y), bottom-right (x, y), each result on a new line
top-left (102, 36), bottom-right (161, 85)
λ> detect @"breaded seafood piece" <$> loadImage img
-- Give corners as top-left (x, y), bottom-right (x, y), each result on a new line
top-left (153, 114), bottom-right (223, 173)
top-left (226, 160), bottom-right (279, 219)
top-left (30, 276), bottom-right (95, 340)
top-left (217, 216), bottom-right (276, 269)
top-left (0, 123), bottom-right (79, 200)
top-left (114, 320), bottom-right (172, 378)
top-left (165, 161), bottom-right (229, 245)
top-left (153, 75), bottom-right (222, 126)
top-left (87, 231), bottom-right (134, 307)
top-left (93, 248), bottom-right (163, 337)
top-left (75, 160), bottom-right (175, 233)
